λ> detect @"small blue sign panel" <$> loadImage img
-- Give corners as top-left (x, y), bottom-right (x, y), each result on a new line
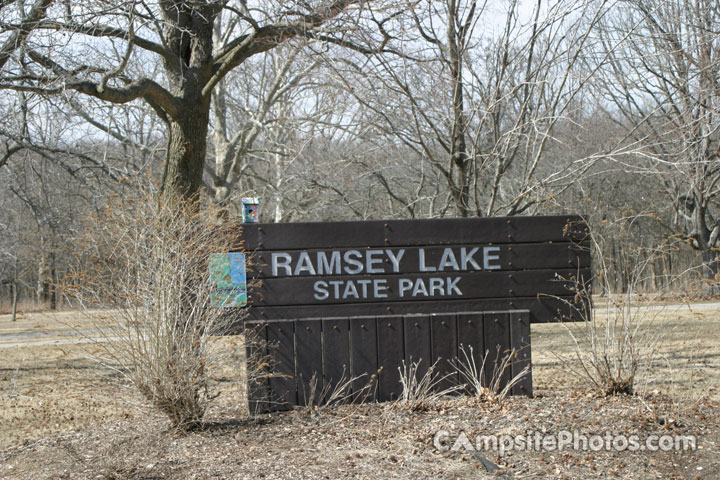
top-left (209, 252), bottom-right (247, 307)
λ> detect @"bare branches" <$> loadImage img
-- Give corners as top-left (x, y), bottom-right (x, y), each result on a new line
top-left (590, 0), bottom-right (720, 288)
top-left (33, 20), bottom-right (172, 60)
top-left (2, 74), bottom-right (181, 119)
top-left (206, 0), bottom-right (384, 96)
top-left (0, 133), bottom-right (22, 169)
top-left (0, 0), bottom-right (52, 71)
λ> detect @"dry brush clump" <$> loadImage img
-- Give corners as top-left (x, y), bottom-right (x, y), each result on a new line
top-left (560, 291), bottom-right (664, 396)
top-left (451, 344), bottom-right (530, 403)
top-left (300, 370), bottom-right (377, 416)
top-left (556, 233), bottom-right (667, 397)
top-left (394, 347), bottom-right (530, 412)
top-left (65, 181), bottom-right (248, 430)
top-left (395, 359), bottom-right (462, 412)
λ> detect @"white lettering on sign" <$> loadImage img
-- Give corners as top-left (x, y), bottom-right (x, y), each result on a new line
top-left (271, 252), bottom-right (292, 276)
top-left (343, 250), bottom-right (364, 275)
top-left (314, 277), bottom-right (463, 301)
top-left (295, 251), bottom-right (315, 275)
top-left (460, 247), bottom-right (481, 270)
top-left (366, 249), bottom-right (385, 274)
top-left (386, 249), bottom-right (405, 272)
top-left (483, 246), bottom-right (501, 270)
top-left (317, 251), bottom-right (341, 275)
top-left (274, 246), bottom-right (504, 302)
top-left (419, 249), bottom-right (436, 272)
top-left (438, 249), bottom-right (460, 271)
top-left (270, 247), bottom-right (501, 277)
top-left (399, 277), bottom-right (462, 297)
top-left (313, 279), bottom-right (390, 300)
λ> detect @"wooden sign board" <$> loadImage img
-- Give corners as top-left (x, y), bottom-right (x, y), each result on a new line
top-left (236, 216), bottom-right (590, 411)
top-left (237, 216), bottom-right (591, 323)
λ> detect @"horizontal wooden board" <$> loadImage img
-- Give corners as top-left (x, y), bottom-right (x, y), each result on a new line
top-left (236, 216), bottom-right (589, 251)
top-left (241, 294), bottom-right (590, 324)
top-left (247, 242), bottom-right (590, 278)
top-left (248, 268), bottom-right (589, 306)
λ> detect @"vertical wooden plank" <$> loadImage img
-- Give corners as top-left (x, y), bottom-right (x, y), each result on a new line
top-left (403, 314), bottom-right (432, 380)
top-left (430, 313), bottom-right (458, 392)
top-left (266, 321), bottom-right (296, 410)
top-left (484, 312), bottom-right (512, 390)
top-left (245, 322), bottom-right (269, 414)
top-left (457, 312), bottom-right (485, 392)
top-left (376, 315), bottom-right (404, 401)
top-left (322, 317), bottom-right (351, 404)
top-left (350, 317), bottom-right (378, 402)
top-left (510, 310), bottom-right (533, 397)
top-left (296, 319), bottom-right (323, 406)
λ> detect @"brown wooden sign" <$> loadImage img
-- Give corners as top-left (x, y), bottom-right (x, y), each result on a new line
top-left (238, 216), bottom-right (590, 323)
top-left (237, 216), bottom-right (590, 411)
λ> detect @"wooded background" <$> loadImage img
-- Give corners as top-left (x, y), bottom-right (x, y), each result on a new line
top-left (0, 0), bottom-right (717, 309)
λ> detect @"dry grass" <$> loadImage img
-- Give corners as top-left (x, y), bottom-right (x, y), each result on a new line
top-left (532, 302), bottom-right (720, 400)
top-left (451, 344), bottom-right (531, 403)
top-left (0, 342), bottom-right (146, 450)
top-left (1, 303), bottom-right (719, 478)
top-left (0, 311), bottom-right (250, 450)
top-left (395, 359), bottom-right (463, 412)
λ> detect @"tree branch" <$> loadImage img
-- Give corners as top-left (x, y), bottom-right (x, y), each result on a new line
top-left (36, 20), bottom-right (173, 60)
top-left (18, 49), bottom-right (181, 117)
top-left (0, 0), bottom-right (53, 71)
top-left (205, 0), bottom-right (366, 97)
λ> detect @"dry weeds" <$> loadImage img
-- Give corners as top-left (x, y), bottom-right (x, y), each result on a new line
top-left (1, 305), bottom-right (719, 479)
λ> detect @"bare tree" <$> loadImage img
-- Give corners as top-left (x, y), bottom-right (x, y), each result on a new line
top-left (0, 75), bottom-right (153, 309)
top-left (0, 0), bottom-right (401, 199)
top-left (208, 41), bottom-right (322, 217)
top-left (329, 0), bottom-right (611, 217)
top-left (591, 0), bottom-right (720, 291)
top-left (0, 0), bottom-right (53, 71)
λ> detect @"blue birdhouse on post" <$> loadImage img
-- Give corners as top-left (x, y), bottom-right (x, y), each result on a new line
top-left (241, 197), bottom-right (260, 223)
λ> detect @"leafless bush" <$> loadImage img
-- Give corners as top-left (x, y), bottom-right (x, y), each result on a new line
top-left (556, 234), bottom-right (666, 396)
top-left (395, 359), bottom-right (463, 412)
top-left (65, 180), bottom-right (246, 430)
top-left (451, 345), bottom-right (530, 403)
top-left (301, 369), bottom-right (374, 415)
top-left (562, 292), bottom-right (664, 395)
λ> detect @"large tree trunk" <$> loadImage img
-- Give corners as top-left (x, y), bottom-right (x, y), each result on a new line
top-left (447, 0), bottom-right (471, 218)
top-left (700, 246), bottom-right (719, 296)
top-left (162, 99), bottom-right (212, 199)
top-left (158, 2), bottom-right (217, 199)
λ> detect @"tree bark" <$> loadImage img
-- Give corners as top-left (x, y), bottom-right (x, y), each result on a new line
top-left (11, 282), bottom-right (18, 322)
top-left (700, 245), bottom-right (719, 296)
top-left (49, 252), bottom-right (56, 310)
top-left (162, 98), bottom-right (212, 199)
top-left (447, 0), bottom-right (471, 218)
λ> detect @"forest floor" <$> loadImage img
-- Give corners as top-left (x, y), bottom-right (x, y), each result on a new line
top-left (0, 301), bottom-right (718, 479)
